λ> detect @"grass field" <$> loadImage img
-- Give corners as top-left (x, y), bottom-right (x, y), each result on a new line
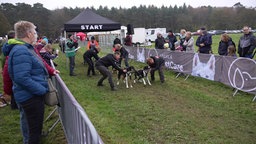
top-left (0, 33), bottom-right (256, 144)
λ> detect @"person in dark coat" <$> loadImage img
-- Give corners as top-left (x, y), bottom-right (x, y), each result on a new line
top-left (155, 33), bottom-right (165, 49)
top-left (166, 30), bottom-right (177, 50)
top-left (95, 51), bottom-right (126, 91)
top-left (238, 26), bottom-right (256, 58)
top-left (83, 46), bottom-right (100, 76)
top-left (196, 27), bottom-right (212, 54)
top-left (114, 44), bottom-right (129, 67)
top-left (218, 33), bottom-right (235, 56)
top-left (146, 56), bottom-right (165, 83)
top-left (39, 44), bottom-right (58, 66)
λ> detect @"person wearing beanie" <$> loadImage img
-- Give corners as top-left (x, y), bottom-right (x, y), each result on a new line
top-left (196, 27), bottom-right (212, 54)
top-left (87, 35), bottom-right (99, 50)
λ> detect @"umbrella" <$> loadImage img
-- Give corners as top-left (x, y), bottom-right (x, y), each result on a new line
top-left (76, 32), bottom-right (86, 41)
top-left (76, 32), bottom-right (86, 37)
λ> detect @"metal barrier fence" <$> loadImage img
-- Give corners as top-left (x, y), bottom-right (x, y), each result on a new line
top-left (98, 34), bottom-right (118, 53)
top-left (52, 74), bottom-right (104, 144)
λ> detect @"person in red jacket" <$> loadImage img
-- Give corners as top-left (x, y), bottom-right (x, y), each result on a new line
top-left (1, 31), bottom-right (15, 108)
top-left (124, 33), bottom-right (132, 46)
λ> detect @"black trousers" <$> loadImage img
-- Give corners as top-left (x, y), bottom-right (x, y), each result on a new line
top-left (150, 63), bottom-right (165, 83)
top-left (69, 56), bottom-right (75, 75)
top-left (84, 57), bottom-right (95, 76)
top-left (96, 65), bottom-right (115, 88)
top-left (20, 96), bottom-right (45, 144)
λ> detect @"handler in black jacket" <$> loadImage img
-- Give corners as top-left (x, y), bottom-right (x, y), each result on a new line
top-left (95, 51), bottom-right (126, 91)
top-left (146, 56), bottom-right (165, 83)
top-left (83, 46), bottom-right (100, 76)
top-left (115, 44), bottom-right (129, 67)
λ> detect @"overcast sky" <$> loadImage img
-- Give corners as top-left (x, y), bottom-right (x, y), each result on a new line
top-left (0, 0), bottom-right (255, 10)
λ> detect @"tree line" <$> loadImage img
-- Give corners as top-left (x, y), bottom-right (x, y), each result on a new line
top-left (0, 2), bottom-right (255, 39)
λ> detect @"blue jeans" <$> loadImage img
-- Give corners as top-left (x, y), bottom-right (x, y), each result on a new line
top-left (84, 57), bottom-right (95, 76)
top-left (17, 103), bottom-right (29, 144)
top-left (20, 96), bottom-right (45, 144)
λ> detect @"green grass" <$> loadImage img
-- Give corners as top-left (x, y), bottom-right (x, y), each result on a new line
top-left (0, 34), bottom-right (256, 143)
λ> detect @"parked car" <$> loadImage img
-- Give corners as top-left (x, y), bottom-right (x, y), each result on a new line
top-left (208, 30), bottom-right (225, 35)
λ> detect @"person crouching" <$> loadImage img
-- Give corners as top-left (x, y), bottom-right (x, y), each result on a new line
top-left (146, 56), bottom-right (165, 83)
top-left (83, 46), bottom-right (100, 76)
top-left (95, 51), bottom-right (126, 91)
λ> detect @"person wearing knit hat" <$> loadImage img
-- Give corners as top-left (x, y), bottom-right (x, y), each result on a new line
top-left (195, 27), bottom-right (212, 54)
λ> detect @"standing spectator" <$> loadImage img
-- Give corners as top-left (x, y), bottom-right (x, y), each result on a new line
top-left (35, 39), bottom-right (46, 52)
top-left (218, 33), bottom-right (235, 56)
top-left (124, 33), bottom-right (132, 46)
top-left (87, 36), bottom-right (99, 50)
top-left (114, 44), bottom-right (129, 67)
top-left (155, 33), bottom-right (165, 49)
top-left (166, 30), bottom-right (177, 51)
top-left (183, 31), bottom-right (194, 53)
top-left (59, 38), bottom-right (66, 53)
top-left (83, 46), bottom-right (100, 76)
top-left (179, 29), bottom-right (186, 50)
top-left (174, 41), bottom-right (183, 51)
top-left (42, 36), bottom-right (48, 44)
top-left (238, 26), bottom-right (256, 58)
top-left (95, 51), bottom-right (126, 91)
top-left (39, 44), bottom-right (58, 67)
top-left (66, 34), bottom-right (77, 76)
top-left (1, 30), bottom-right (15, 109)
top-left (0, 38), bottom-right (6, 67)
top-left (196, 27), bottom-right (212, 54)
top-left (146, 56), bottom-right (165, 83)
top-left (7, 20), bottom-right (49, 144)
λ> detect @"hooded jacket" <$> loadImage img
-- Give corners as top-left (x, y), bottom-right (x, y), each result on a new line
top-left (4, 39), bottom-right (49, 103)
top-left (2, 39), bottom-right (22, 95)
